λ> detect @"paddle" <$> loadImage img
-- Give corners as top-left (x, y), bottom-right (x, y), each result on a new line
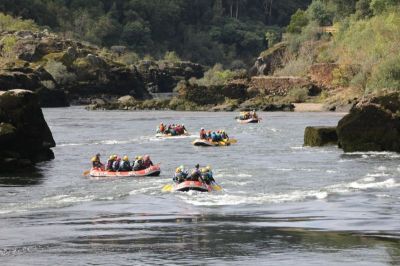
top-left (162, 184), bottom-right (173, 192)
top-left (227, 138), bottom-right (237, 144)
top-left (211, 181), bottom-right (222, 191)
top-left (83, 170), bottom-right (90, 176)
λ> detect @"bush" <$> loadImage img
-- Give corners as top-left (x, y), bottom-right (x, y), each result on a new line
top-left (284, 87), bottom-right (309, 103)
top-left (367, 55), bottom-right (400, 91)
top-left (195, 64), bottom-right (236, 86)
top-left (117, 52), bottom-right (140, 65)
top-left (0, 13), bottom-right (39, 31)
top-left (163, 51), bottom-right (181, 63)
top-left (0, 35), bottom-right (17, 57)
top-left (44, 60), bottom-right (76, 85)
top-left (332, 65), bottom-right (360, 87)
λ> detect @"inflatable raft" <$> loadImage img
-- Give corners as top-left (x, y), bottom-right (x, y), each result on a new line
top-left (192, 138), bottom-right (236, 146)
top-left (155, 132), bottom-right (190, 138)
top-left (171, 181), bottom-right (212, 192)
top-left (89, 164), bottom-right (161, 177)
top-left (236, 117), bottom-right (260, 124)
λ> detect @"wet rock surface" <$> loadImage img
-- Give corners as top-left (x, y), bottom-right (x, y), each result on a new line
top-left (0, 89), bottom-right (55, 170)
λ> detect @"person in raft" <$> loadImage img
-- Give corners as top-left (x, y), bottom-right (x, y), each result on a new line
top-left (188, 164), bottom-right (203, 182)
top-left (119, 156), bottom-right (132, 171)
top-left (173, 165), bottom-right (188, 183)
top-left (106, 155), bottom-right (117, 171)
top-left (199, 128), bottom-right (207, 139)
top-left (157, 123), bottom-right (166, 134)
top-left (251, 110), bottom-right (258, 119)
top-left (201, 166), bottom-right (215, 185)
top-left (142, 155), bottom-right (154, 168)
top-left (133, 156), bottom-right (145, 171)
top-left (91, 153), bottom-right (103, 169)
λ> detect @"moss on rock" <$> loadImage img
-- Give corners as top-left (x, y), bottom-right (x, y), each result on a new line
top-left (304, 126), bottom-right (338, 147)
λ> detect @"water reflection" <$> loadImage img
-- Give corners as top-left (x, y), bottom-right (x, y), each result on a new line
top-left (58, 213), bottom-right (400, 264)
top-left (0, 167), bottom-right (44, 186)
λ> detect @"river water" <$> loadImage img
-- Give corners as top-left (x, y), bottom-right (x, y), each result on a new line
top-left (1, 107), bottom-right (400, 265)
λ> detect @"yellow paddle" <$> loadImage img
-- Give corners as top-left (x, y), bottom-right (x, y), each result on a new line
top-left (227, 138), bottom-right (237, 144)
top-left (83, 170), bottom-right (90, 176)
top-left (162, 184), bottom-right (173, 192)
top-left (211, 182), bottom-right (222, 191)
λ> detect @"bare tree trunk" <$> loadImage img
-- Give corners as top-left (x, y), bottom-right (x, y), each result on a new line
top-left (235, 0), bottom-right (239, 19)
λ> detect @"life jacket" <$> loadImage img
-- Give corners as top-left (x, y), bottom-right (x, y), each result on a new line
top-left (106, 159), bottom-right (114, 170)
top-left (133, 159), bottom-right (144, 171)
top-left (112, 160), bottom-right (120, 171)
top-left (142, 159), bottom-right (153, 168)
top-left (119, 161), bottom-right (131, 171)
top-left (211, 133), bottom-right (217, 142)
top-left (174, 172), bottom-right (187, 183)
top-left (189, 169), bottom-right (201, 181)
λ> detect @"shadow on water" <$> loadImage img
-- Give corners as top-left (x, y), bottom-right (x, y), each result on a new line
top-left (54, 213), bottom-right (400, 264)
top-left (0, 167), bottom-right (44, 186)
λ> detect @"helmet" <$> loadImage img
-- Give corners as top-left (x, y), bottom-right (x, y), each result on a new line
top-left (113, 154), bottom-right (117, 159)
top-left (201, 168), bottom-right (207, 173)
top-left (91, 156), bottom-right (97, 162)
top-left (206, 165), bottom-right (211, 170)
top-left (109, 155), bottom-right (113, 160)
top-left (195, 164), bottom-right (199, 169)
top-left (137, 156), bottom-right (142, 160)
top-left (179, 165), bottom-right (184, 170)
top-left (123, 156), bottom-right (129, 161)
top-left (201, 128), bottom-right (204, 130)
top-left (96, 153), bottom-right (100, 157)
top-left (176, 167), bottom-right (181, 173)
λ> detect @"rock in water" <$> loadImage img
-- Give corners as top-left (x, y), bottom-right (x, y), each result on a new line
top-left (336, 93), bottom-right (400, 152)
top-left (304, 126), bottom-right (338, 147)
top-left (0, 89), bottom-right (55, 170)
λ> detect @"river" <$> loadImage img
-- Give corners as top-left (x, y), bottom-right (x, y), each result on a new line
top-left (1, 107), bottom-right (399, 265)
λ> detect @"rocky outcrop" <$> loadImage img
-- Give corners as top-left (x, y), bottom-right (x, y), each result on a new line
top-left (248, 76), bottom-right (314, 97)
top-left (304, 126), bottom-right (338, 147)
top-left (0, 89), bottom-right (55, 170)
top-left (337, 93), bottom-right (400, 152)
top-left (249, 42), bottom-right (287, 76)
top-left (137, 60), bottom-right (204, 93)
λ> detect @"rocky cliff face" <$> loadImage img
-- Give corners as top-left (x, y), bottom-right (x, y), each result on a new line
top-left (0, 89), bottom-right (55, 170)
top-left (337, 92), bottom-right (400, 152)
top-left (0, 30), bottom-right (205, 107)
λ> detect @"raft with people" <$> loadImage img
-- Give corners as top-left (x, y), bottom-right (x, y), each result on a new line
top-left (162, 164), bottom-right (221, 192)
top-left (155, 123), bottom-right (189, 138)
top-left (89, 164), bottom-right (161, 177)
top-left (86, 154), bottom-right (160, 177)
top-left (236, 110), bottom-right (260, 124)
top-left (193, 128), bottom-right (236, 146)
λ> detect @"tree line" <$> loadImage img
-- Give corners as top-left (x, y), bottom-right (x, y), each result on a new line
top-left (0, 0), bottom-right (311, 66)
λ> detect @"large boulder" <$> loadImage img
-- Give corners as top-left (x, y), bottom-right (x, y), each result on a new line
top-left (0, 89), bottom-right (55, 170)
top-left (304, 126), bottom-right (338, 147)
top-left (337, 93), bottom-right (400, 152)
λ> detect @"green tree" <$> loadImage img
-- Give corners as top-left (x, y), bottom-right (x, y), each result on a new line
top-left (286, 9), bottom-right (309, 33)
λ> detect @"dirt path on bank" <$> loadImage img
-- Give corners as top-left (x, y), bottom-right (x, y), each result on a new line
top-left (293, 103), bottom-right (325, 112)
